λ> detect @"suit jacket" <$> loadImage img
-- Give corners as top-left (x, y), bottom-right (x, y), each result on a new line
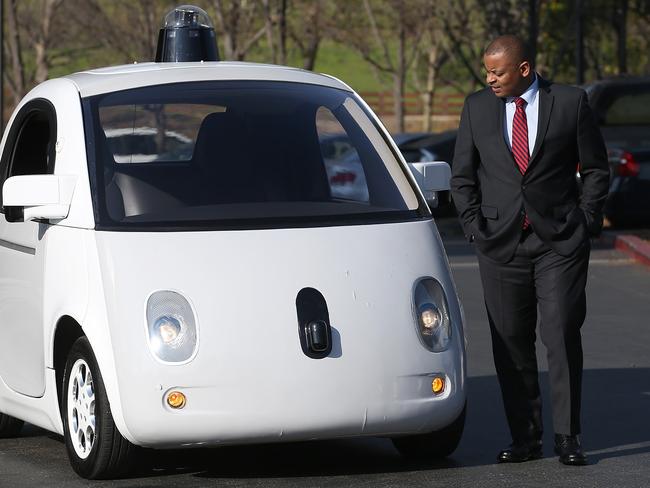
top-left (450, 77), bottom-right (610, 263)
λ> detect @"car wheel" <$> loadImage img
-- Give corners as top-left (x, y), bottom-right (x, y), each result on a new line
top-left (62, 336), bottom-right (136, 479)
top-left (391, 403), bottom-right (466, 459)
top-left (0, 413), bottom-right (24, 438)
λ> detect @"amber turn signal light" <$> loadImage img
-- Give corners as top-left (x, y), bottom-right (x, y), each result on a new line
top-left (432, 376), bottom-right (445, 395)
top-left (166, 391), bottom-right (187, 409)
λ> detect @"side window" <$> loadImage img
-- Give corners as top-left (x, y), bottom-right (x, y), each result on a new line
top-left (602, 86), bottom-right (650, 126)
top-left (316, 107), bottom-right (369, 203)
top-left (0, 100), bottom-right (57, 208)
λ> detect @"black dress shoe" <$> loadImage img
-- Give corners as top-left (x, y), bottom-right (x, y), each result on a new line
top-left (497, 440), bottom-right (543, 463)
top-left (554, 434), bottom-right (588, 466)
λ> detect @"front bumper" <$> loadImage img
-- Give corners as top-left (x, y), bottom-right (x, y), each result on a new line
top-left (115, 349), bottom-right (465, 448)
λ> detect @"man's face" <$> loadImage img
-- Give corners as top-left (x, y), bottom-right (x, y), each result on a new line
top-left (483, 51), bottom-right (531, 98)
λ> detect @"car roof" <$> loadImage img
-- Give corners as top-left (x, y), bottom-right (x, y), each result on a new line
top-left (583, 75), bottom-right (650, 89)
top-left (397, 130), bottom-right (457, 149)
top-left (391, 132), bottom-right (430, 146)
top-left (64, 61), bottom-right (353, 98)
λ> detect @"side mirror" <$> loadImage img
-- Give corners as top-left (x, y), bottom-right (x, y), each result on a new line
top-left (3, 174), bottom-right (76, 222)
top-left (408, 161), bottom-right (451, 209)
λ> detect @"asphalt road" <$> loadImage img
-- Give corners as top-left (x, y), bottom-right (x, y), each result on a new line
top-left (1, 239), bottom-right (649, 488)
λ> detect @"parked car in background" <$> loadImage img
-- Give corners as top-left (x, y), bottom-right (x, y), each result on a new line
top-left (105, 127), bottom-right (193, 163)
top-left (394, 131), bottom-right (457, 166)
top-left (585, 76), bottom-right (650, 227)
top-left (320, 131), bottom-right (459, 208)
top-left (394, 131), bottom-right (458, 215)
top-left (319, 134), bottom-right (369, 201)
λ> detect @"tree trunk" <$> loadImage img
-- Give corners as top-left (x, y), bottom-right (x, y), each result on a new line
top-left (213, 0), bottom-right (236, 59)
top-left (213, 0), bottom-right (265, 61)
top-left (278, 0), bottom-right (287, 65)
top-left (575, 0), bottom-right (585, 84)
top-left (394, 4), bottom-right (406, 133)
top-left (301, 0), bottom-right (322, 71)
top-left (262, 0), bottom-right (277, 63)
top-left (614, 0), bottom-right (628, 74)
top-left (34, 43), bottom-right (49, 84)
top-left (5, 0), bottom-right (25, 105)
top-left (302, 36), bottom-right (320, 71)
top-left (142, 0), bottom-right (159, 61)
top-left (422, 46), bottom-right (439, 133)
top-left (528, 0), bottom-right (538, 68)
top-left (33, 0), bottom-right (63, 84)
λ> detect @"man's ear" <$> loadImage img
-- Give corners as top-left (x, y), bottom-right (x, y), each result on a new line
top-left (519, 61), bottom-right (531, 77)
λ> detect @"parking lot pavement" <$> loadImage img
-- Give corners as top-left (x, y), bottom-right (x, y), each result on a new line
top-left (1, 224), bottom-right (649, 488)
top-left (445, 244), bottom-right (650, 488)
top-left (435, 215), bottom-right (650, 267)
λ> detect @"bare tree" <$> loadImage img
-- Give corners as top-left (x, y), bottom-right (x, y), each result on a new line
top-left (72, 0), bottom-right (173, 63)
top-left (3, 0), bottom-right (26, 106)
top-left (440, 0), bottom-right (537, 87)
top-left (289, 0), bottom-right (327, 71)
top-left (412, 13), bottom-right (449, 132)
top-left (332, 0), bottom-right (429, 132)
top-left (3, 0), bottom-right (68, 105)
top-left (545, 3), bottom-right (577, 79)
top-left (31, 0), bottom-right (65, 83)
top-left (440, 0), bottom-right (486, 89)
top-left (261, 0), bottom-right (288, 65)
top-left (613, 0), bottom-right (629, 74)
top-left (212, 0), bottom-right (266, 60)
top-left (630, 0), bottom-right (650, 73)
top-left (528, 0), bottom-right (540, 66)
top-left (481, 0), bottom-right (523, 33)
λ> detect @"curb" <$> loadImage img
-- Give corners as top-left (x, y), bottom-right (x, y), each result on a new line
top-left (613, 235), bottom-right (650, 267)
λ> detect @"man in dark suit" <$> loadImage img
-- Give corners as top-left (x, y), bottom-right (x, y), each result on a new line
top-left (451, 35), bottom-right (610, 466)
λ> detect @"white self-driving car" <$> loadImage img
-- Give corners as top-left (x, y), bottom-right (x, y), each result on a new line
top-left (0, 46), bottom-right (466, 481)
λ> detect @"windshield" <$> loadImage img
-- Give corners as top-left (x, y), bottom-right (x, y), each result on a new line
top-left (83, 80), bottom-right (424, 230)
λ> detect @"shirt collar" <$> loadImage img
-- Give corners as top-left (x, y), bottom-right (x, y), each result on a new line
top-left (507, 73), bottom-right (539, 105)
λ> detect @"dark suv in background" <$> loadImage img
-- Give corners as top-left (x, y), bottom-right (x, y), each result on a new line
top-left (585, 77), bottom-right (650, 227)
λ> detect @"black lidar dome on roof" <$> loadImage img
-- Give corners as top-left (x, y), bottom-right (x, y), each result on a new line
top-left (155, 5), bottom-right (220, 62)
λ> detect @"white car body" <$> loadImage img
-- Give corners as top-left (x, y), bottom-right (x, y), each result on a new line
top-left (0, 62), bottom-right (465, 450)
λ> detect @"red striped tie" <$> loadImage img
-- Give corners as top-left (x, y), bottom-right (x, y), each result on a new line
top-left (512, 97), bottom-right (530, 229)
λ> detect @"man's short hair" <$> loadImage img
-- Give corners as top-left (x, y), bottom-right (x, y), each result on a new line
top-left (484, 35), bottom-right (532, 65)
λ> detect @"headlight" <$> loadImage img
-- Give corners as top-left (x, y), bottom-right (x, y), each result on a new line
top-left (146, 290), bottom-right (198, 363)
top-left (413, 278), bottom-right (451, 352)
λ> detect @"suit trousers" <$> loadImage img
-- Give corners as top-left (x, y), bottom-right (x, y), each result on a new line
top-left (476, 229), bottom-right (590, 441)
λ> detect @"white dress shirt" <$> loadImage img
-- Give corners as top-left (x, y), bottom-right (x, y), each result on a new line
top-left (504, 74), bottom-right (539, 156)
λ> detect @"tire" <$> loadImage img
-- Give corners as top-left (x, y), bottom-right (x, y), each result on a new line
top-left (392, 403), bottom-right (466, 460)
top-left (62, 336), bottom-right (136, 479)
top-left (0, 412), bottom-right (24, 438)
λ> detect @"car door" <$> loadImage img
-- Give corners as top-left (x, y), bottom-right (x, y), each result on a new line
top-left (0, 99), bottom-right (57, 397)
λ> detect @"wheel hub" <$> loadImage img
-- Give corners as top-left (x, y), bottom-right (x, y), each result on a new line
top-left (67, 359), bottom-right (96, 460)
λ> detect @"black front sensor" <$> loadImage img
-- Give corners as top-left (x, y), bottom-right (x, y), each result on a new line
top-left (296, 288), bottom-right (333, 359)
